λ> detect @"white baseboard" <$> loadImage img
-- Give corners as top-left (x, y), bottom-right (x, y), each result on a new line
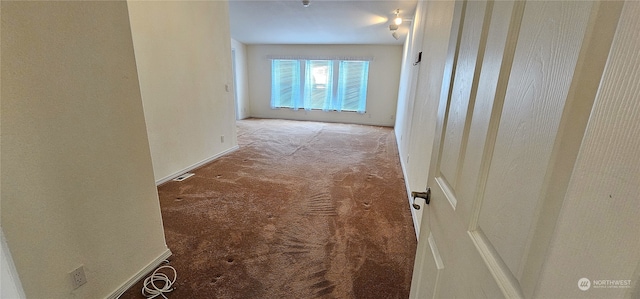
top-left (399, 152), bottom-right (420, 240)
top-left (108, 248), bottom-right (172, 299)
top-left (394, 133), bottom-right (420, 240)
top-left (155, 145), bottom-right (240, 186)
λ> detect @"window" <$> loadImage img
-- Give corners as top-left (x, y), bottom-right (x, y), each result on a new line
top-left (271, 59), bottom-right (370, 113)
top-left (271, 60), bottom-right (301, 109)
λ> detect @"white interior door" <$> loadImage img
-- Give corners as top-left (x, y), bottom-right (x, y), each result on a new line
top-left (409, 0), bottom-right (623, 298)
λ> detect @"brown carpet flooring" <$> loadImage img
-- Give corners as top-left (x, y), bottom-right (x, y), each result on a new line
top-left (120, 118), bottom-right (416, 298)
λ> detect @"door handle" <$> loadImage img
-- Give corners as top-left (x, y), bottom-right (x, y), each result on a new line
top-left (411, 188), bottom-right (431, 209)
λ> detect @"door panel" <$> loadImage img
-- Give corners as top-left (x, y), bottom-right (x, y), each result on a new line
top-left (429, 1), bottom-right (519, 296)
top-left (455, 0), bottom-right (522, 222)
top-left (477, 1), bottom-right (593, 280)
top-left (438, 0), bottom-right (489, 195)
top-left (408, 1), bottom-right (462, 298)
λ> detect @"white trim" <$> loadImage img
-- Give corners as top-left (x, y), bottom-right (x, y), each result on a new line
top-left (395, 132), bottom-right (420, 240)
top-left (427, 233), bottom-right (444, 299)
top-left (155, 145), bottom-right (240, 185)
top-left (435, 176), bottom-right (457, 210)
top-left (107, 248), bottom-right (172, 299)
top-left (468, 229), bottom-right (524, 299)
top-left (427, 233), bottom-right (444, 270)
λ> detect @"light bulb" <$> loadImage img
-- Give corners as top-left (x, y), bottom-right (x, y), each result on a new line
top-left (393, 9), bottom-right (402, 25)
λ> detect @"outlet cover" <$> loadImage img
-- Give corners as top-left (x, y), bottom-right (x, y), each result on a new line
top-left (70, 265), bottom-right (87, 289)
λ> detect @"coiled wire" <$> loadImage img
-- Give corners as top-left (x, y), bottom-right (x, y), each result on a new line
top-left (142, 261), bottom-right (177, 299)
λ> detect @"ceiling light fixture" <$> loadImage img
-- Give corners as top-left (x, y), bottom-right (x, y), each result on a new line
top-left (302, 0), bottom-right (310, 7)
top-left (394, 9), bottom-right (402, 26)
top-left (389, 23), bottom-right (399, 40)
top-left (388, 9), bottom-right (402, 40)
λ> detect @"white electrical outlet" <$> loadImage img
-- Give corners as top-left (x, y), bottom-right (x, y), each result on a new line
top-left (70, 265), bottom-right (87, 289)
top-left (221, 135), bottom-right (225, 143)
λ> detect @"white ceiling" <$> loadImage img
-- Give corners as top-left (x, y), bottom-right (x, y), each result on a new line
top-left (228, 0), bottom-right (418, 45)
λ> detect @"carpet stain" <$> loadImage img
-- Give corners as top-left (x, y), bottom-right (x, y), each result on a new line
top-left (120, 119), bottom-right (416, 298)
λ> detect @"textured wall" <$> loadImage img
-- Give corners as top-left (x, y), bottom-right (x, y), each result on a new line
top-left (1, 1), bottom-right (168, 297)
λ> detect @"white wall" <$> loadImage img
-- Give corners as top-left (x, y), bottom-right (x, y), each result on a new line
top-left (1, 229), bottom-right (25, 299)
top-left (394, 1), bottom-right (425, 235)
top-left (394, 14), bottom-right (418, 155)
top-left (231, 38), bottom-right (251, 120)
top-left (1, 1), bottom-right (169, 297)
top-left (394, 0), bottom-right (457, 235)
top-left (247, 44), bottom-right (402, 127)
top-left (128, 1), bottom-right (238, 184)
